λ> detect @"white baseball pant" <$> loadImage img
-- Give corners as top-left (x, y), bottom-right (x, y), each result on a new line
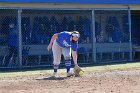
top-left (52, 40), bottom-right (71, 65)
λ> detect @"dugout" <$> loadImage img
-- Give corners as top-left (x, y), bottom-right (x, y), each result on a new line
top-left (0, 0), bottom-right (139, 68)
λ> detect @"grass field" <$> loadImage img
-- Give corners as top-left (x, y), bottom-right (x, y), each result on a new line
top-left (0, 62), bottom-right (140, 78)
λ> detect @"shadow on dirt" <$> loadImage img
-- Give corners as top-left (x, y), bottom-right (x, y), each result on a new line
top-left (36, 76), bottom-right (67, 81)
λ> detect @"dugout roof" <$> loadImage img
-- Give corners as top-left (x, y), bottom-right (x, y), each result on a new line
top-left (0, 0), bottom-right (140, 4)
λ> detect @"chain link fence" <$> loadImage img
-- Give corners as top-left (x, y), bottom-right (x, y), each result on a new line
top-left (0, 9), bottom-right (18, 67)
top-left (21, 10), bottom-right (93, 66)
top-left (0, 9), bottom-right (132, 68)
top-left (95, 10), bottom-right (131, 62)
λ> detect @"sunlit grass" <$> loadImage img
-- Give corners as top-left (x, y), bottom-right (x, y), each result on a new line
top-left (0, 62), bottom-right (140, 78)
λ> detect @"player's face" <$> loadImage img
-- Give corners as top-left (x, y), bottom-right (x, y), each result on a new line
top-left (72, 37), bottom-right (79, 43)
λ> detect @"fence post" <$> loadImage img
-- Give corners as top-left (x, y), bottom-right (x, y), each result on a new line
top-left (18, 9), bottom-right (22, 67)
top-left (128, 7), bottom-right (133, 61)
top-left (92, 10), bottom-right (96, 63)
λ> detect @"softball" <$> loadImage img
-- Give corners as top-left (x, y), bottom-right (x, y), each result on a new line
top-left (79, 71), bottom-right (84, 77)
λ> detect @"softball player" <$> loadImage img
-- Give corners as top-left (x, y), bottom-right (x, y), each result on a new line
top-left (47, 31), bottom-right (80, 77)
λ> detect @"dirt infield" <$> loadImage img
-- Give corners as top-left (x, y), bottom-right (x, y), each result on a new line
top-left (0, 68), bottom-right (140, 93)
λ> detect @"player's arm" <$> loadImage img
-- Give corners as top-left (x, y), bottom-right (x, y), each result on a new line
top-left (72, 50), bottom-right (78, 67)
top-left (72, 50), bottom-right (84, 77)
top-left (47, 34), bottom-right (58, 51)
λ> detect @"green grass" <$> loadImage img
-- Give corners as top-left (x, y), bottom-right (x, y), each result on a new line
top-left (82, 62), bottom-right (140, 71)
top-left (0, 62), bottom-right (140, 78)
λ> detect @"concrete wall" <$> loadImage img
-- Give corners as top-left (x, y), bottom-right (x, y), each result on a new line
top-left (0, 2), bottom-right (134, 9)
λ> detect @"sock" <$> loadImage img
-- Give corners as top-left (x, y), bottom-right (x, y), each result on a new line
top-left (53, 65), bottom-right (59, 73)
top-left (65, 60), bottom-right (71, 73)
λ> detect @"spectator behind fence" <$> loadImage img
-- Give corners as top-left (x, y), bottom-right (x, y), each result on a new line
top-left (96, 31), bottom-right (108, 43)
top-left (4, 22), bottom-right (17, 66)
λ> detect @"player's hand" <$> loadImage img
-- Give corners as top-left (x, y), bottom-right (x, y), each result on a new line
top-left (73, 65), bottom-right (83, 77)
top-left (74, 64), bottom-right (79, 69)
top-left (47, 44), bottom-right (52, 51)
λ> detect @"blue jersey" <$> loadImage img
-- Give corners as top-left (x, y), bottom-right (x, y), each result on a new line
top-left (8, 28), bottom-right (17, 47)
top-left (56, 31), bottom-right (78, 51)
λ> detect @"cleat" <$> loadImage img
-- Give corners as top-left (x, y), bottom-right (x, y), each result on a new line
top-left (52, 72), bottom-right (58, 77)
top-left (67, 72), bottom-right (74, 77)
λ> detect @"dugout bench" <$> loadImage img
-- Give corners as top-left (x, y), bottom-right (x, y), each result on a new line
top-left (23, 44), bottom-right (92, 66)
top-left (96, 43), bottom-right (131, 62)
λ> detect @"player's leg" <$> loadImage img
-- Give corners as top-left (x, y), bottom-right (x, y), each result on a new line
top-left (52, 40), bottom-right (62, 76)
top-left (4, 46), bottom-right (14, 66)
top-left (62, 47), bottom-right (72, 76)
